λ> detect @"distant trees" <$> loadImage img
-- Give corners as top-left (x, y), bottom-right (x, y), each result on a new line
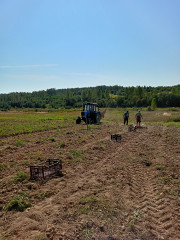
top-left (151, 98), bottom-right (157, 110)
top-left (0, 85), bottom-right (179, 110)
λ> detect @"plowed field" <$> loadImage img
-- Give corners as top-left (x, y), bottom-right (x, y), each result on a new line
top-left (0, 110), bottom-right (179, 240)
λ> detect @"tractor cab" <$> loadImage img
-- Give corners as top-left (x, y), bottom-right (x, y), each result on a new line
top-left (83, 102), bottom-right (99, 112)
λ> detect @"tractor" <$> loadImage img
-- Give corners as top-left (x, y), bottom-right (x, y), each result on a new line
top-left (76, 102), bottom-right (102, 124)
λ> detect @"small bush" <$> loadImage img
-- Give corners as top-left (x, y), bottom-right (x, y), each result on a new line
top-left (147, 106), bottom-right (152, 111)
top-left (6, 192), bottom-right (30, 212)
top-left (12, 172), bottom-right (29, 182)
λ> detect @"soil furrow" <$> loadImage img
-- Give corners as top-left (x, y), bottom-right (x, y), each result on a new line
top-left (0, 123), bottom-right (179, 240)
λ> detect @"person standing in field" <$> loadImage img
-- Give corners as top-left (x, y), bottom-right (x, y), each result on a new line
top-left (135, 110), bottom-right (142, 126)
top-left (123, 110), bottom-right (129, 125)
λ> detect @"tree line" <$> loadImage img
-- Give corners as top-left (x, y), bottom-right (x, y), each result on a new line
top-left (0, 85), bottom-right (179, 110)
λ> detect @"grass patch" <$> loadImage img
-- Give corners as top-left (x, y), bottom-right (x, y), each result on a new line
top-left (0, 141), bottom-right (6, 146)
top-left (158, 153), bottom-right (164, 158)
top-left (0, 108), bottom-right (179, 138)
top-left (161, 189), bottom-right (180, 197)
top-left (16, 140), bottom-right (25, 147)
top-left (80, 195), bottom-right (100, 204)
top-left (0, 163), bottom-right (10, 171)
top-left (59, 142), bottom-right (66, 148)
top-left (40, 137), bottom-right (48, 142)
top-left (12, 171), bottom-right (29, 182)
top-left (81, 224), bottom-right (93, 240)
top-left (66, 149), bottom-right (87, 163)
top-left (20, 159), bottom-right (30, 166)
top-left (0, 112), bottom-right (72, 137)
top-left (167, 116), bottom-right (180, 122)
top-left (33, 234), bottom-right (48, 240)
top-left (6, 192), bottom-right (30, 212)
top-left (150, 121), bottom-right (180, 127)
top-left (156, 176), bottom-right (172, 184)
top-left (87, 125), bottom-right (101, 130)
top-left (78, 195), bottom-right (114, 219)
top-left (79, 207), bottom-right (89, 215)
top-left (129, 209), bottom-right (143, 231)
top-left (35, 192), bottom-right (48, 200)
top-left (164, 122), bottom-right (180, 127)
top-left (155, 132), bottom-right (162, 137)
top-left (154, 165), bottom-right (166, 170)
top-left (71, 149), bottom-right (84, 158)
top-left (27, 151), bottom-right (43, 161)
top-left (110, 180), bottom-right (117, 185)
top-left (92, 144), bottom-right (105, 150)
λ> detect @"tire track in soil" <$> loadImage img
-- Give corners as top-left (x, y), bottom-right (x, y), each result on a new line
top-left (121, 126), bottom-right (180, 240)
top-left (52, 125), bottom-right (179, 240)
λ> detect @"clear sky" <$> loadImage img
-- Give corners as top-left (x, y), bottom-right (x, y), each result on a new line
top-left (0, 0), bottom-right (180, 93)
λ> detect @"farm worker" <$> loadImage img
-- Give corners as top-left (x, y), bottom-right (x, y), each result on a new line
top-left (135, 110), bottom-right (142, 126)
top-left (123, 111), bottom-right (129, 125)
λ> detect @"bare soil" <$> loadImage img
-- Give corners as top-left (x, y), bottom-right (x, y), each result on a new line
top-left (0, 121), bottom-right (179, 240)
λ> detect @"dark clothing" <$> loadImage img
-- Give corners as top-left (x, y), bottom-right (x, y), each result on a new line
top-left (124, 117), bottom-right (128, 125)
top-left (123, 112), bottom-right (129, 125)
top-left (136, 116), bottom-right (141, 123)
top-left (124, 112), bottom-right (128, 118)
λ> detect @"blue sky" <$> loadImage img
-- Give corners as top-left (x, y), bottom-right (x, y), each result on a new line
top-left (0, 0), bottom-right (180, 93)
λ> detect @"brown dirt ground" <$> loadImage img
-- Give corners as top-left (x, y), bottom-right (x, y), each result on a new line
top-left (0, 122), bottom-right (179, 240)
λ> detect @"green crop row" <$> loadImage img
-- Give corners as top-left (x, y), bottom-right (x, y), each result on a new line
top-left (0, 111), bottom-right (78, 137)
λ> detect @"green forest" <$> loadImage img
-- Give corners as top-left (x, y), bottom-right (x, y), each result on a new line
top-left (0, 85), bottom-right (180, 110)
